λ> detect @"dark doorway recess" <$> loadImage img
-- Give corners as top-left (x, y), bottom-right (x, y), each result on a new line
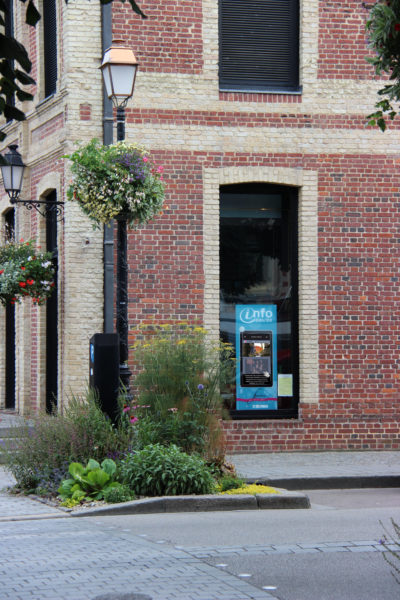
top-left (5, 209), bottom-right (15, 409)
top-left (220, 183), bottom-right (299, 420)
top-left (46, 191), bottom-right (58, 412)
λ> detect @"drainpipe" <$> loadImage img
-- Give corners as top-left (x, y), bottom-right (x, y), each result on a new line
top-left (102, 3), bottom-right (114, 332)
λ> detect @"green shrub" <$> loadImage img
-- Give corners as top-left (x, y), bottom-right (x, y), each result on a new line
top-left (130, 323), bottom-right (234, 457)
top-left (3, 389), bottom-right (135, 494)
top-left (103, 484), bottom-right (134, 504)
top-left (121, 444), bottom-right (216, 497)
top-left (218, 474), bottom-right (245, 492)
top-left (58, 458), bottom-right (124, 502)
top-left (132, 413), bottom-right (208, 455)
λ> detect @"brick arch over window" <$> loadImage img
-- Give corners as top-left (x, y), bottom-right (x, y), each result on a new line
top-left (203, 165), bottom-right (319, 406)
top-left (37, 173), bottom-right (61, 200)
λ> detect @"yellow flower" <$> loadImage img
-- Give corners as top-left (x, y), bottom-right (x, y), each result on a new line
top-left (220, 484), bottom-right (280, 496)
top-left (194, 326), bottom-right (207, 333)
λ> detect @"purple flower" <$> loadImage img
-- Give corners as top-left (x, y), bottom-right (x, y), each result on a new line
top-left (198, 384), bottom-right (204, 390)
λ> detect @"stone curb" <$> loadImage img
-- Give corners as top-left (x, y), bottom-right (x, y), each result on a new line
top-left (70, 489), bottom-right (310, 517)
top-left (247, 475), bottom-right (400, 490)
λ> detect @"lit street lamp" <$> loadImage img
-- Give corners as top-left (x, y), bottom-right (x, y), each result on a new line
top-left (100, 40), bottom-right (139, 397)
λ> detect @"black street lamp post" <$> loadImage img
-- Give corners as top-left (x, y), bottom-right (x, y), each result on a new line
top-left (100, 40), bottom-right (139, 396)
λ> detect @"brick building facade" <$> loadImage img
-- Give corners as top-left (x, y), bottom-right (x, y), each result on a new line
top-left (0, 0), bottom-right (399, 452)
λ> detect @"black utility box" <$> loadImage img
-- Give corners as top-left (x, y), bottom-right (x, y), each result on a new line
top-left (89, 333), bottom-right (120, 422)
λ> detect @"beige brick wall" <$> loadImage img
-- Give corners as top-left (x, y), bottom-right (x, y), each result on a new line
top-left (0, 0), bottom-right (105, 413)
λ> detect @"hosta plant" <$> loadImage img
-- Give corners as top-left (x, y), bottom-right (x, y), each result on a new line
top-left (0, 239), bottom-right (55, 306)
top-left (65, 138), bottom-right (165, 228)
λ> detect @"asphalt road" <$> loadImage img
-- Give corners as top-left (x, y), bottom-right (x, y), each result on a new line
top-left (1, 488), bottom-right (399, 600)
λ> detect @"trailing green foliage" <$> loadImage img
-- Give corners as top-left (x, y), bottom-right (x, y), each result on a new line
top-left (58, 458), bottom-right (124, 502)
top-left (130, 323), bottom-right (234, 457)
top-left (3, 389), bottom-right (134, 494)
top-left (120, 444), bottom-right (216, 497)
top-left (366, 0), bottom-right (400, 130)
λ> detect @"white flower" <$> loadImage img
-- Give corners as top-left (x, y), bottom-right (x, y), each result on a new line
top-left (41, 261), bottom-right (51, 268)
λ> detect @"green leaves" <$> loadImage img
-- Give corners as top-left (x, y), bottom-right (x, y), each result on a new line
top-left (59, 458), bottom-right (121, 501)
top-left (121, 444), bottom-right (216, 497)
top-left (25, 0), bottom-right (41, 26)
top-left (365, 0), bottom-right (400, 130)
top-left (101, 458), bottom-right (117, 477)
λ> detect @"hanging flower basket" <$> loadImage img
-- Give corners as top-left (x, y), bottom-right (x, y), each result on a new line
top-left (65, 139), bottom-right (165, 228)
top-left (0, 239), bottom-right (55, 306)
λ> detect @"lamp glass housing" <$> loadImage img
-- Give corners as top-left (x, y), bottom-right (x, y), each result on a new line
top-left (1, 145), bottom-right (25, 200)
top-left (100, 43), bottom-right (138, 107)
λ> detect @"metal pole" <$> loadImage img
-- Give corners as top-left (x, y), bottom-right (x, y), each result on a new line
top-left (116, 106), bottom-right (126, 144)
top-left (115, 106), bottom-right (131, 395)
top-left (102, 2), bottom-right (115, 334)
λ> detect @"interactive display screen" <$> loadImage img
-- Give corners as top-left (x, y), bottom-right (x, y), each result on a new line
top-left (240, 331), bottom-right (273, 387)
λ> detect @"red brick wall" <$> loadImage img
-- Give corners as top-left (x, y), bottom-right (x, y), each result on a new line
top-left (222, 401), bottom-right (400, 453)
top-left (126, 150), bottom-right (204, 340)
top-left (112, 0), bottom-right (203, 74)
top-left (125, 144), bottom-right (400, 452)
top-left (107, 0), bottom-right (399, 451)
top-left (318, 0), bottom-right (374, 79)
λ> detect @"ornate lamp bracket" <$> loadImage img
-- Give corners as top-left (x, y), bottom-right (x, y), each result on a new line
top-left (10, 198), bottom-right (65, 222)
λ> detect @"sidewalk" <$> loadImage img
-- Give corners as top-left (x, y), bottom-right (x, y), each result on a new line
top-left (229, 450), bottom-right (400, 489)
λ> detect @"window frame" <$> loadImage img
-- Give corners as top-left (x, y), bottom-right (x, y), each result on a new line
top-left (219, 183), bottom-right (299, 420)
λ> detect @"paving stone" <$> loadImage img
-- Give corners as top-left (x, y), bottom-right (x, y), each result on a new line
top-left (348, 546), bottom-right (379, 552)
top-left (92, 594), bottom-right (152, 600)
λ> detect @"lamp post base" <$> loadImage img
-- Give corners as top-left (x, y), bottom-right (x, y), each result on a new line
top-left (119, 362), bottom-right (132, 400)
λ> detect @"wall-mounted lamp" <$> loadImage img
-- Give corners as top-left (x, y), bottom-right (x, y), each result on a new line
top-left (0, 145), bottom-right (64, 221)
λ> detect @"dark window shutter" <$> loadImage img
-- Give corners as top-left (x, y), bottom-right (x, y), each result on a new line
top-left (219, 0), bottom-right (299, 92)
top-left (43, 0), bottom-right (57, 97)
top-left (5, 0), bottom-right (15, 118)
